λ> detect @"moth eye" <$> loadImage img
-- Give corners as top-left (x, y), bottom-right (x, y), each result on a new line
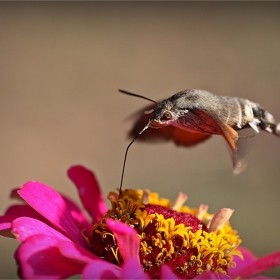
top-left (162, 111), bottom-right (172, 120)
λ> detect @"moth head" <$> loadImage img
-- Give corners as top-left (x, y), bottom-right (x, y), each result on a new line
top-left (149, 99), bottom-right (183, 128)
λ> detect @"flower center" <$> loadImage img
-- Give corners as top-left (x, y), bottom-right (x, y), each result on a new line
top-left (91, 189), bottom-right (242, 279)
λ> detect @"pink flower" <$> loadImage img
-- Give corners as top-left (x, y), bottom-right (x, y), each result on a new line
top-left (0, 165), bottom-right (279, 279)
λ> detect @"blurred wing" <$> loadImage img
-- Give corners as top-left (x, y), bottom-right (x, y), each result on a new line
top-left (127, 104), bottom-right (212, 147)
top-left (191, 108), bottom-right (246, 173)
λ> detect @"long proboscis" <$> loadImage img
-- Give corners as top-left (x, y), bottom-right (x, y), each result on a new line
top-left (119, 89), bottom-right (157, 104)
top-left (119, 122), bottom-right (150, 198)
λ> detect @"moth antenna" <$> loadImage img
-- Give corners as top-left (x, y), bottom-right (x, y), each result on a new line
top-left (119, 122), bottom-right (150, 198)
top-left (119, 89), bottom-right (158, 104)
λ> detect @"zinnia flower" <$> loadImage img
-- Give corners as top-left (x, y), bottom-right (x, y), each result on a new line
top-left (0, 165), bottom-right (279, 279)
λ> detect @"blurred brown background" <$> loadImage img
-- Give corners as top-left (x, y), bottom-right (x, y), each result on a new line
top-left (0, 2), bottom-right (279, 278)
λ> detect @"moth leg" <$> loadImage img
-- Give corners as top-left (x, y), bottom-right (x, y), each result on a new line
top-left (248, 121), bottom-right (260, 133)
top-left (237, 121), bottom-right (259, 139)
top-left (238, 134), bottom-right (256, 139)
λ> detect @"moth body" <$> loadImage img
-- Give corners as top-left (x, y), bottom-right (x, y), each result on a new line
top-left (149, 89), bottom-right (279, 154)
top-left (120, 88), bottom-right (279, 174)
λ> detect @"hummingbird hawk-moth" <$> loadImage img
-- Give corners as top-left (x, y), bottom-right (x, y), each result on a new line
top-left (119, 89), bottom-right (279, 191)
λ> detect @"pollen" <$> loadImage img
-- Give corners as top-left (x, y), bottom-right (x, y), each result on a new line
top-left (91, 189), bottom-right (243, 279)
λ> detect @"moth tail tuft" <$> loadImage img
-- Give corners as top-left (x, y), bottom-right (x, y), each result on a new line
top-left (266, 121), bottom-right (280, 136)
top-left (274, 123), bottom-right (280, 136)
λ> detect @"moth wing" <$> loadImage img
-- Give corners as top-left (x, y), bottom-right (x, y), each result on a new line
top-left (127, 103), bottom-right (211, 147)
top-left (191, 108), bottom-right (238, 152)
top-left (219, 122), bottom-right (247, 174)
top-left (218, 122), bottom-right (239, 152)
top-left (168, 127), bottom-right (212, 147)
top-left (193, 108), bottom-right (246, 173)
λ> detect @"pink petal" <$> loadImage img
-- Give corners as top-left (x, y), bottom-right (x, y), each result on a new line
top-left (229, 246), bottom-right (257, 277)
top-left (0, 205), bottom-right (50, 238)
top-left (67, 165), bottom-right (107, 222)
top-left (82, 260), bottom-right (121, 279)
top-left (11, 217), bottom-right (71, 242)
top-left (9, 189), bottom-right (92, 236)
top-left (0, 215), bottom-right (14, 238)
top-left (62, 194), bottom-right (92, 238)
top-left (57, 238), bottom-right (99, 262)
top-left (233, 250), bottom-right (280, 279)
top-left (121, 257), bottom-right (149, 279)
top-left (15, 234), bottom-right (97, 279)
top-left (161, 265), bottom-right (179, 279)
top-left (106, 218), bottom-right (140, 262)
top-left (18, 181), bottom-right (89, 249)
top-left (5, 204), bottom-right (50, 223)
top-left (16, 235), bottom-right (83, 279)
top-left (0, 211), bottom-right (16, 233)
